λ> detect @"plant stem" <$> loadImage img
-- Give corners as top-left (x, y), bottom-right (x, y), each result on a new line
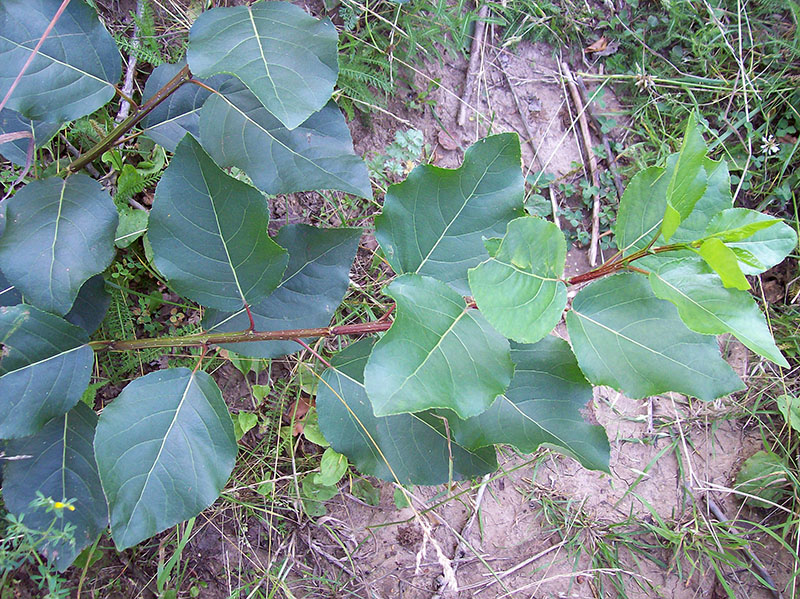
top-left (89, 320), bottom-right (394, 352)
top-left (60, 64), bottom-right (191, 176)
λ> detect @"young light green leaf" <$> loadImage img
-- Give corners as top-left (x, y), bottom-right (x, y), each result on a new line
top-left (3, 403), bottom-right (107, 572)
top-left (669, 157), bottom-right (734, 243)
top-left (0, 0), bottom-right (121, 122)
top-left (94, 368), bottom-right (237, 550)
top-left (0, 175), bottom-right (117, 315)
top-left (314, 447), bottom-right (348, 487)
top-left (375, 133), bottom-right (525, 295)
top-left (449, 336), bottom-right (609, 471)
top-left (140, 62), bottom-right (229, 152)
top-left (777, 395), bottom-right (800, 432)
top-left (705, 209), bottom-right (797, 275)
top-left (696, 238), bottom-right (750, 290)
top-left (188, 1), bottom-right (338, 130)
top-left (613, 166), bottom-right (669, 255)
top-left (468, 217), bottom-right (567, 344)
top-left (662, 114), bottom-right (708, 241)
top-left (566, 273), bottom-right (744, 401)
top-left (364, 274), bottom-right (513, 419)
top-left (0, 305), bottom-right (93, 438)
top-left (317, 340), bottom-right (497, 485)
top-left (199, 79), bottom-right (372, 198)
top-left (234, 412), bottom-right (258, 441)
top-left (649, 258), bottom-right (787, 367)
top-left (115, 207), bottom-right (148, 249)
top-left (203, 225), bottom-right (361, 358)
top-left (149, 135), bottom-right (288, 311)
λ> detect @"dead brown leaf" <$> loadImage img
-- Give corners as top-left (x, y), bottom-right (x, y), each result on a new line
top-left (585, 36), bottom-right (608, 53)
top-left (288, 395), bottom-right (314, 436)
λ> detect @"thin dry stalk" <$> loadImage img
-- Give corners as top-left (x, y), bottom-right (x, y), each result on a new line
top-left (562, 62), bottom-right (601, 266)
top-left (457, 3), bottom-right (489, 127)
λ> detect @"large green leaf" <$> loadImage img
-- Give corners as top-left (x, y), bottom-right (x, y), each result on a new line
top-left (449, 337), bottom-right (609, 471)
top-left (566, 273), bottom-right (744, 400)
top-left (704, 209), bottom-right (797, 275)
top-left (0, 271), bottom-right (22, 306)
top-left (649, 258), bottom-right (787, 367)
top-left (662, 114), bottom-right (708, 241)
top-left (3, 403), bottom-right (107, 571)
top-left (204, 224), bottom-right (360, 358)
top-left (0, 0), bottom-right (121, 122)
top-left (0, 305), bottom-right (92, 438)
top-left (140, 62), bottom-right (229, 152)
top-left (94, 368), bottom-right (237, 550)
top-left (149, 135), bottom-right (287, 311)
top-left (363, 274), bottom-right (513, 419)
top-left (187, 1), bottom-right (338, 130)
top-left (468, 217), bottom-right (567, 344)
top-left (64, 275), bottom-right (110, 335)
top-left (0, 174), bottom-right (117, 315)
top-left (199, 79), bottom-right (372, 198)
top-left (375, 133), bottom-right (525, 295)
top-left (317, 340), bottom-right (497, 485)
top-left (0, 108), bottom-right (60, 166)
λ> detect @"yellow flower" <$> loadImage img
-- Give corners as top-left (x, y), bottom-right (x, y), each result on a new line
top-left (53, 501), bottom-right (75, 511)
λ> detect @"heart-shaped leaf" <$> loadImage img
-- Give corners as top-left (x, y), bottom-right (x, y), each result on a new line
top-left (94, 368), bottom-right (237, 550)
top-left (317, 340), bottom-right (497, 485)
top-left (0, 305), bottom-right (92, 438)
top-left (149, 135), bottom-right (288, 311)
top-left (203, 224), bottom-right (361, 358)
top-left (450, 336), bottom-right (609, 471)
top-left (649, 258), bottom-right (787, 367)
top-left (375, 133), bottom-right (525, 295)
top-left (0, 174), bottom-right (118, 315)
top-left (3, 402), bottom-right (107, 571)
top-left (188, 1), bottom-right (338, 130)
top-left (468, 217), bottom-right (567, 344)
top-left (364, 274), bottom-right (513, 419)
top-left (199, 79), bottom-right (371, 198)
top-left (0, 0), bottom-right (121, 122)
top-left (566, 273), bottom-right (744, 400)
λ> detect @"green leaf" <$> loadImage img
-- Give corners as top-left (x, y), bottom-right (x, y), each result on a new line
top-left (0, 0), bottom-right (121, 122)
top-left (199, 79), bottom-right (372, 199)
top-left (777, 395), bottom-right (800, 432)
top-left (649, 258), bottom-right (787, 367)
top-left (187, 1), bottom-right (338, 130)
top-left (0, 271), bottom-right (22, 307)
top-left (233, 412), bottom-right (258, 441)
top-left (468, 217), bottom-right (567, 344)
top-left (735, 451), bottom-right (789, 508)
top-left (662, 114), bottom-right (708, 241)
top-left (314, 447), bottom-right (348, 486)
top-left (0, 175), bottom-right (118, 315)
top-left (696, 238), bottom-right (750, 290)
top-left (364, 274), bottom-right (513, 419)
top-left (705, 209), bottom-right (797, 275)
top-left (0, 108), bottom-right (60, 166)
top-left (317, 340), bottom-right (497, 485)
top-left (203, 224), bottom-right (360, 358)
top-left (375, 133), bottom-right (525, 295)
top-left (669, 157), bottom-right (734, 243)
top-left (94, 368), bottom-right (237, 550)
top-left (351, 479), bottom-right (380, 506)
top-left (449, 336), bottom-right (609, 471)
top-left (65, 275), bottom-right (110, 335)
top-left (566, 273), bottom-right (744, 401)
top-left (613, 166), bottom-right (669, 255)
top-left (3, 403), bottom-right (107, 571)
top-left (149, 135), bottom-right (288, 311)
top-left (115, 207), bottom-right (148, 249)
top-left (0, 305), bottom-right (93, 438)
top-left (141, 62), bottom-right (229, 152)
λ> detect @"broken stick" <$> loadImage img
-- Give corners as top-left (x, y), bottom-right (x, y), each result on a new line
top-left (457, 4), bottom-right (489, 127)
top-left (562, 62), bottom-right (601, 266)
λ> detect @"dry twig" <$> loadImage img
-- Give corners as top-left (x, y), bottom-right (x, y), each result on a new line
top-left (562, 62), bottom-right (601, 266)
top-left (457, 3), bottom-right (489, 127)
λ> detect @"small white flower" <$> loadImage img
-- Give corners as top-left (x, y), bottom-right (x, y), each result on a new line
top-left (634, 67), bottom-right (655, 93)
top-left (760, 134), bottom-right (780, 155)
